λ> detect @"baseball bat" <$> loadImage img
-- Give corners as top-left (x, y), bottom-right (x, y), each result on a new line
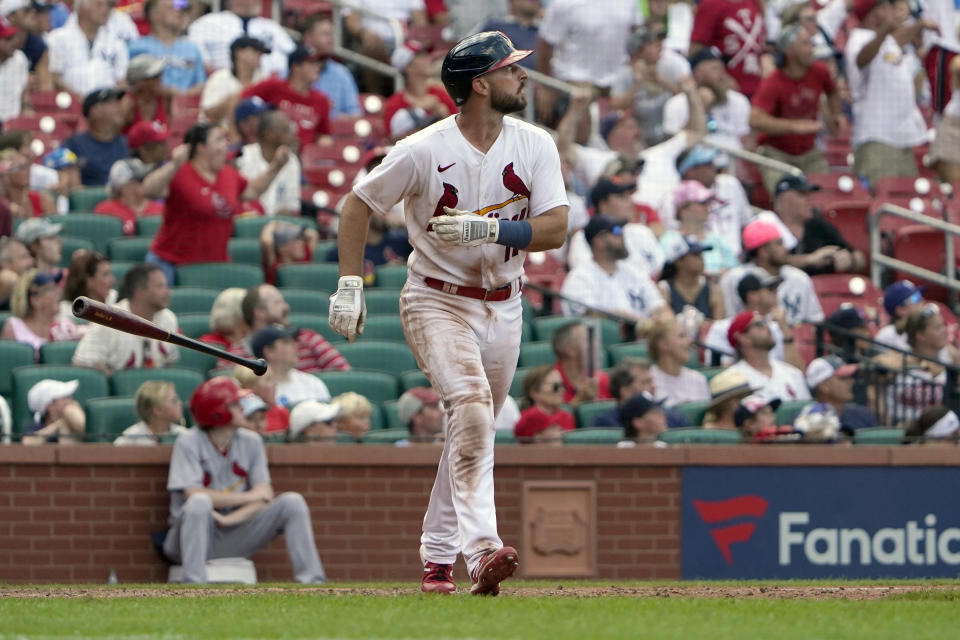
top-left (71, 296), bottom-right (268, 376)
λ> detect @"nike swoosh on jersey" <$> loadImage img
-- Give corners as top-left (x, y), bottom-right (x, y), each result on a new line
top-left (438, 163), bottom-right (456, 172)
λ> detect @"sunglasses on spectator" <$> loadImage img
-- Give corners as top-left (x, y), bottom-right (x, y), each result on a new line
top-left (544, 382), bottom-right (564, 392)
top-left (748, 320), bottom-right (766, 330)
top-left (902, 291), bottom-right (923, 306)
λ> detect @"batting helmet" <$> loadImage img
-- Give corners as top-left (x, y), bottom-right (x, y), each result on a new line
top-left (190, 377), bottom-right (242, 428)
top-left (441, 31), bottom-right (533, 106)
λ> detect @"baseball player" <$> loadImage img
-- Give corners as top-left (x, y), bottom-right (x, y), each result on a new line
top-left (163, 377), bottom-right (326, 584)
top-left (329, 32), bottom-right (569, 595)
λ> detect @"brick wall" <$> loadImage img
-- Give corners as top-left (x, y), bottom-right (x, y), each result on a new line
top-left (1, 444), bottom-right (947, 584)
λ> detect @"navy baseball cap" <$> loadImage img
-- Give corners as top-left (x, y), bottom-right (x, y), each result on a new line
top-left (288, 45), bottom-right (323, 68)
top-left (234, 97), bottom-right (271, 124)
top-left (737, 271), bottom-right (783, 302)
top-left (883, 280), bottom-right (927, 316)
top-left (688, 45), bottom-right (723, 69)
top-left (583, 215), bottom-right (623, 245)
top-left (774, 174), bottom-right (821, 196)
top-left (827, 304), bottom-right (867, 330)
top-left (590, 177), bottom-right (635, 205)
top-left (619, 392), bottom-right (664, 426)
top-left (82, 87), bottom-right (125, 118)
top-left (251, 325), bottom-right (298, 359)
top-left (231, 36), bottom-right (271, 54)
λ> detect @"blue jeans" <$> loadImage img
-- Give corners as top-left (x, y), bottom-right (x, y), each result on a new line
top-left (145, 251), bottom-right (176, 286)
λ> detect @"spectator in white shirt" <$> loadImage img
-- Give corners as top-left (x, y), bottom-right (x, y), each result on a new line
top-left (47, 0), bottom-right (128, 95)
top-left (0, 15), bottom-right (28, 124)
top-left (114, 380), bottom-right (187, 446)
top-left (561, 215), bottom-right (672, 327)
top-left (844, 0), bottom-right (936, 185)
top-left (567, 177), bottom-right (664, 276)
top-left (726, 310), bottom-right (812, 402)
top-left (663, 45), bottom-right (751, 153)
top-left (200, 35), bottom-right (268, 127)
top-left (343, 0), bottom-right (426, 92)
top-left (236, 109), bottom-right (300, 217)
top-left (646, 317), bottom-right (711, 407)
top-left (73, 263), bottom-right (180, 374)
top-left (252, 325), bottom-right (331, 408)
top-left (188, 0), bottom-right (295, 78)
top-left (719, 218), bottom-right (825, 325)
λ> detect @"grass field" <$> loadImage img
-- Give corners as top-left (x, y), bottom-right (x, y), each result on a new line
top-left (2, 581), bottom-right (960, 640)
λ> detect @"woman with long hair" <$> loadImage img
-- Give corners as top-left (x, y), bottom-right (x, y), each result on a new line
top-left (1, 268), bottom-right (82, 359)
top-left (59, 250), bottom-right (116, 320)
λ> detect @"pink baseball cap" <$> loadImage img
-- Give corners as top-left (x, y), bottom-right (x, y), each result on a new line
top-left (673, 180), bottom-right (716, 209)
top-left (742, 219), bottom-right (782, 252)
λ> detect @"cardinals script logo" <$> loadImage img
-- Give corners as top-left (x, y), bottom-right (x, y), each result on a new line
top-left (431, 162), bottom-right (531, 261)
top-left (693, 495), bottom-right (768, 565)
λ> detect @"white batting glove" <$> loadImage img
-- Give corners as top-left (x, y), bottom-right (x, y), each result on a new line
top-left (428, 206), bottom-right (499, 247)
top-left (328, 276), bottom-right (366, 342)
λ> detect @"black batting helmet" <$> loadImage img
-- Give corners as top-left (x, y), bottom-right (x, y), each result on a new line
top-left (441, 31), bottom-right (533, 106)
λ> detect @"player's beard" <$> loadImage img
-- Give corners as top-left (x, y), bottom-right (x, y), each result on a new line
top-left (490, 84), bottom-right (527, 114)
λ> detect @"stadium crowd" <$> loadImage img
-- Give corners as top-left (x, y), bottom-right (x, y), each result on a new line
top-left (0, 0), bottom-right (960, 453)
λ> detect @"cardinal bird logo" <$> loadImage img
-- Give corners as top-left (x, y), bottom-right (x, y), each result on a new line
top-left (501, 162), bottom-right (530, 198)
top-left (429, 182), bottom-right (459, 231)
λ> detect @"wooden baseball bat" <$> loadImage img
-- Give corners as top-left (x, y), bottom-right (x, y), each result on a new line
top-left (71, 296), bottom-right (268, 376)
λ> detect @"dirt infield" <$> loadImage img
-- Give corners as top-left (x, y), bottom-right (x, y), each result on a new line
top-left (1, 584), bottom-right (957, 600)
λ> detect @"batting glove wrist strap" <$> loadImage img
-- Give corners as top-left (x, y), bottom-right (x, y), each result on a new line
top-left (493, 219), bottom-right (532, 249)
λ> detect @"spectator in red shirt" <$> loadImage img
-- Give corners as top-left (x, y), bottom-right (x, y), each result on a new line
top-left (383, 40), bottom-right (457, 140)
top-left (750, 25), bottom-right (842, 195)
top-left (144, 122), bottom-right (290, 284)
top-left (128, 120), bottom-right (171, 169)
top-left (239, 283), bottom-right (350, 373)
top-left (551, 320), bottom-right (612, 407)
top-left (690, 0), bottom-right (766, 97)
top-left (198, 287), bottom-right (249, 365)
top-left (94, 158), bottom-right (164, 235)
top-left (0, 149), bottom-right (55, 218)
top-left (514, 364), bottom-right (575, 445)
top-left (242, 46), bottom-right (331, 148)
top-left (122, 54), bottom-right (169, 134)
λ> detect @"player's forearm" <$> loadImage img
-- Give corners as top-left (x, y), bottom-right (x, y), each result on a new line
top-left (217, 500), bottom-right (267, 527)
top-left (337, 192), bottom-right (374, 277)
top-left (524, 206), bottom-right (568, 252)
top-left (184, 487), bottom-right (259, 509)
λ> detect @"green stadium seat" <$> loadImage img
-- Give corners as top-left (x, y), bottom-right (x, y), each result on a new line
top-left (361, 315), bottom-right (406, 341)
top-left (316, 370), bottom-right (399, 404)
top-left (109, 261), bottom-right (136, 284)
top-left (521, 297), bottom-right (533, 324)
top-left (381, 399), bottom-right (401, 429)
top-left (776, 400), bottom-right (810, 426)
top-left (562, 428), bottom-right (622, 445)
top-left (288, 312), bottom-right (345, 343)
top-left (177, 313), bottom-right (211, 339)
top-left (853, 427), bottom-right (905, 445)
top-left (334, 341), bottom-right (418, 375)
top-left (176, 263), bottom-right (263, 289)
top-left (228, 238), bottom-right (263, 265)
top-left (276, 263), bottom-right (340, 291)
top-left (69, 186), bottom-right (108, 212)
top-left (59, 235), bottom-right (95, 267)
top-left (672, 401), bottom-right (711, 427)
top-left (363, 428), bottom-right (408, 444)
top-left (399, 369), bottom-right (430, 392)
top-left (232, 215), bottom-right (317, 238)
top-left (0, 342), bottom-right (36, 396)
top-left (576, 400), bottom-right (617, 429)
top-left (657, 427), bottom-right (742, 445)
top-left (11, 365), bottom-right (109, 431)
top-left (136, 216), bottom-right (163, 236)
top-left (607, 342), bottom-right (649, 366)
top-left (58, 214), bottom-right (125, 253)
top-left (510, 366), bottom-right (533, 397)
top-left (169, 288), bottom-right (220, 315)
top-left (108, 237), bottom-right (153, 262)
top-left (374, 265), bottom-right (407, 288)
top-left (109, 368), bottom-right (203, 423)
top-left (533, 316), bottom-right (623, 348)
top-left (39, 341), bottom-right (78, 365)
top-left (518, 341), bottom-right (555, 367)
top-left (494, 429), bottom-right (517, 444)
top-left (312, 241), bottom-right (337, 262)
top-left (176, 348), bottom-right (217, 375)
top-left (282, 288), bottom-right (330, 315)
top-left (521, 321), bottom-right (532, 343)
top-left (85, 396), bottom-right (138, 443)
top-left (364, 290), bottom-right (401, 314)
top-left (368, 403), bottom-right (385, 430)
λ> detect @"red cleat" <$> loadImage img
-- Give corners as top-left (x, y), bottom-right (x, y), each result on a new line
top-left (421, 562), bottom-right (456, 594)
top-left (470, 546), bottom-right (519, 596)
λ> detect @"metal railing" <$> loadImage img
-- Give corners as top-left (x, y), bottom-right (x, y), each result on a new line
top-left (327, 0), bottom-right (405, 90)
top-left (700, 139), bottom-right (804, 178)
top-left (869, 203), bottom-right (960, 306)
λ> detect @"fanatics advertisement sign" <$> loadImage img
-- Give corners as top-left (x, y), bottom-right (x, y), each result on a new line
top-left (681, 467), bottom-right (960, 579)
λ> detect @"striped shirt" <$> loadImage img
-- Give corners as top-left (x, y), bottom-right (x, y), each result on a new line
top-left (208, 328), bottom-right (350, 373)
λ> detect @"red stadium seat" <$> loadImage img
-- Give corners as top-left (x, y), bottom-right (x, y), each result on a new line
top-left (302, 141), bottom-right (363, 167)
top-left (890, 224), bottom-right (959, 303)
top-left (874, 176), bottom-right (930, 200)
top-left (806, 172), bottom-right (870, 200)
top-left (820, 199), bottom-right (872, 260)
top-left (4, 114), bottom-right (75, 140)
top-left (812, 273), bottom-right (886, 325)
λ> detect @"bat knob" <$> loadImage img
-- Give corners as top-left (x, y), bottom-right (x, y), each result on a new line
top-left (251, 359), bottom-right (269, 376)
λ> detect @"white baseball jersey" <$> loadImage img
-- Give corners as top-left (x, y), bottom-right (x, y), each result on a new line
top-left (353, 115), bottom-right (569, 290)
top-left (561, 259), bottom-right (667, 318)
top-left (47, 21), bottom-right (129, 96)
top-left (188, 12), bottom-right (296, 78)
top-left (728, 358), bottom-right (812, 403)
top-left (720, 264), bottom-right (824, 326)
top-left (567, 222), bottom-right (664, 277)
